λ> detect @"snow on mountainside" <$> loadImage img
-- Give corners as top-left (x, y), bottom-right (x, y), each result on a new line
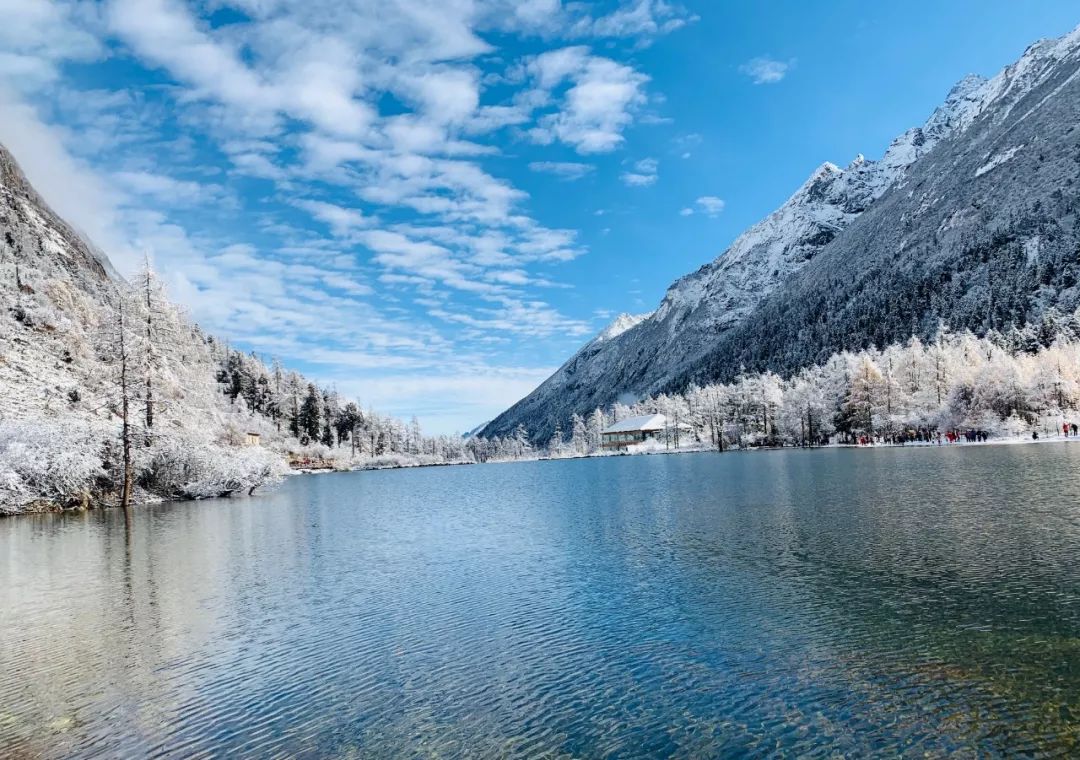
top-left (688, 24), bottom-right (1080, 387)
top-left (595, 312), bottom-right (652, 341)
top-left (0, 145), bottom-right (120, 424)
top-left (0, 146), bottom-right (117, 294)
top-left (484, 23), bottom-right (1080, 441)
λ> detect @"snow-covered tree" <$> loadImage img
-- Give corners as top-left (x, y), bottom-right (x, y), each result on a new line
top-left (569, 413), bottom-right (588, 455)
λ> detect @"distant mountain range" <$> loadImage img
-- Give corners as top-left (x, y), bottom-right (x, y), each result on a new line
top-left (482, 24), bottom-right (1080, 441)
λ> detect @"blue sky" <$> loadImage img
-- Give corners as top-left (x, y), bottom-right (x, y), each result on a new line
top-left (2, 1), bottom-right (1078, 433)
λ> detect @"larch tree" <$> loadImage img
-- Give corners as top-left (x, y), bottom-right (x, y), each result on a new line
top-left (131, 259), bottom-right (179, 444)
top-left (100, 290), bottom-right (137, 508)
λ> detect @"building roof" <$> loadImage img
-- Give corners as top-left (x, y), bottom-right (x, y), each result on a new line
top-left (602, 414), bottom-right (667, 434)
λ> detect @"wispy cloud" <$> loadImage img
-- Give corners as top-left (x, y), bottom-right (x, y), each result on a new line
top-left (696, 196), bottom-right (725, 216)
top-left (681, 195), bottom-right (726, 217)
top-left (621, 157), bottom-right (659, 186)
top-left (113, 170), bottom-right (235, 209)
top-left (528, 160), bottom-right (595, 180)
top-left (739, 56), bottom-right (793, 85)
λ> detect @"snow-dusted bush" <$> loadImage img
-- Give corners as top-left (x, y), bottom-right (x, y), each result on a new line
top-left (354, 453), bottom-right (446, 470)
top-left (284, 440), bottom-right (334, 461)
top-left (0, 421), bottom-right (105, 512)
top-left (141, 431), bottom-right (287, 499)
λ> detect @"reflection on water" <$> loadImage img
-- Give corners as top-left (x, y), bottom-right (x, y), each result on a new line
top-left (3, 444), bottom-right (1080, 757)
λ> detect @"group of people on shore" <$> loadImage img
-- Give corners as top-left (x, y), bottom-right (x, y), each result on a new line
top-left (854, 423), bottom-right (1080, 446)
top-left (857, 428), bottom-right (990, 446)
top-left (858, 428), bottom-right (990, 445)
top-left (944, 429), bottom-right (990, 443)
top-left (859, 427), bottom-right (989, 444)
top-left (881, 428), bottom-right (939, 445)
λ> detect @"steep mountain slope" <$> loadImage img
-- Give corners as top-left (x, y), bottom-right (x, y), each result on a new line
top-left (687, 26), bottom-right (1080, 387)
top-left (0, 145), bottom-right (125, 424)
top-left (0, 141), bottom-right (255, 432)
top-left (485, 24), bottom-right (1080, 440)
top-left (0, 147), bottom-right (117, 294)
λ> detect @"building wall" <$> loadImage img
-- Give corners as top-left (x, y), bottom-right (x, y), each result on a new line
top-left (601, 430), bottom-right (659, 448)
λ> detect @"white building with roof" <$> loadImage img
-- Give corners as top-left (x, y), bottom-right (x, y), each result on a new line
top-left (601, 414), bottom-right (669, 449)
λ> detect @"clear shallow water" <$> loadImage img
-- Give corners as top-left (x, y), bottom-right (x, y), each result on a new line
top-left (3, 444), bottom-right (1080, 758)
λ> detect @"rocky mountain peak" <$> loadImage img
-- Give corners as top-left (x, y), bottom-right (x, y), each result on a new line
top-left (595, 312), bottom-right (651, 342)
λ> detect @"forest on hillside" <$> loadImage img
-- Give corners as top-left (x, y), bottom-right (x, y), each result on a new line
top-left (0, 252), bottom-right (493, 514)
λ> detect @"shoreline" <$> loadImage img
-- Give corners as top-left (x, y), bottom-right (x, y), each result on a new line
top-left (5, 434), bottom-right (1077, 518)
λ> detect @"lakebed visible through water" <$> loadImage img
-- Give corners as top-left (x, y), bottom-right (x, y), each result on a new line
top-left (3, 443), bottom-right (1080, 757)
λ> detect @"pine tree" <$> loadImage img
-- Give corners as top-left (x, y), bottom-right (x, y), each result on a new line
top-left (299, 384), bottom-right (321, 444)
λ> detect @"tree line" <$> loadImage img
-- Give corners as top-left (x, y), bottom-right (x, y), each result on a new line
top-left (540, 316), bottom-right (1080, 456)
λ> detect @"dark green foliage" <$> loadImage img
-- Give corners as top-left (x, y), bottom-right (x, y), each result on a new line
top-left (299, 384), bottom-right (321, 444)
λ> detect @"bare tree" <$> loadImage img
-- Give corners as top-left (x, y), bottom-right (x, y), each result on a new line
top-left (113, 295), bottom-right (134, 509)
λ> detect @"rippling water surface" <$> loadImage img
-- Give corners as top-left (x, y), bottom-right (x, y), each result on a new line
top-left (4, 444), bottom-right (1080, 757)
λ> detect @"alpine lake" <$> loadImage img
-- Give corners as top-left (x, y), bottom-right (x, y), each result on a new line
top-left (3, 443), bottom-right (1080, 757)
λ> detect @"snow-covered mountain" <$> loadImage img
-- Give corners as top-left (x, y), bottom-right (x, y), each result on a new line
top-left (0, 145), bottom-right (124, 424)
top-left (484, 23), bottom-right (1080, 441)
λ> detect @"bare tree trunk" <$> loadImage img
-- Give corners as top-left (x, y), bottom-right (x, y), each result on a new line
top-left (118, 299), bottom-right (134, 510)
top-left (144, 265), bottom-right (154, 440)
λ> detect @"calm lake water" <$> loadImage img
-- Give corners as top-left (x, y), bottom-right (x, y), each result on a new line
top-left (3, 444), bottom-right (1080, 757)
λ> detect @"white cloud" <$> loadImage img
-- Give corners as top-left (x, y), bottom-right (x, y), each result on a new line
top-left (107, 0), bottom-right (283, 122)
top-left (620, 172), bottom-right (655, 186)
top-left (584, 0), bottom-right (696, 41)
top-left (696, 195), bottom-right (725, 216)
top-left (621, 156), bottom-right (658, 186)
top-left (681, 195), bottom-right (725, 217)
top-left (528, 160), bottom-right (594, 180)
top-left (493, 0), bottom-right (693, 43)
top-left (113, 170), bottom-right (233, 208)
top-left (292, 199), bottom-right (372, 236)
top-left (0, 89), bottom-right (138, 271)
top-left (0, 0), bottom-right (103, 89)
top-left (739, 56), bottom-right (793, 85)
top-left (526, 47), bottom-right (649, 154)
top-left (0, 0), bottom-right (692, 433)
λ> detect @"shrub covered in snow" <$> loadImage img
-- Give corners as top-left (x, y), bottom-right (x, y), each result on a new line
top-left (0, 422), bottom-right (288, 513)
top-left (141, 431), bottom-right (288, 499)
top-left (0, 421), bottom-right (106, 512)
